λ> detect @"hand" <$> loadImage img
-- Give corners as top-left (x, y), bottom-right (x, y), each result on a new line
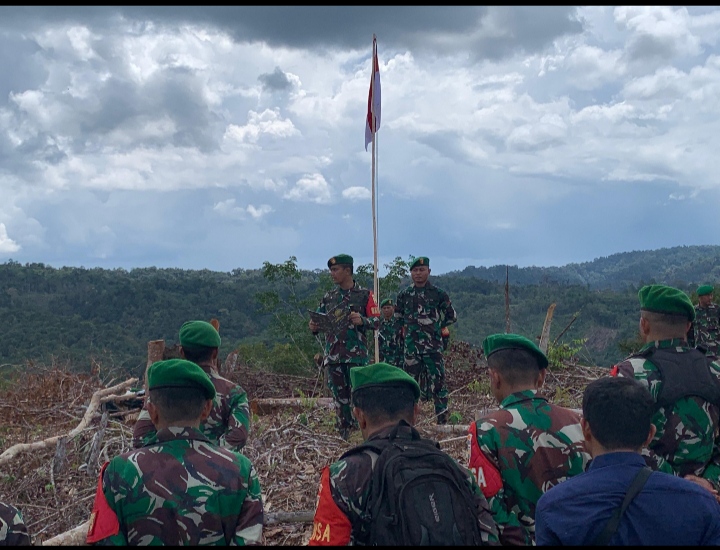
top-left (684, 474), bottom-right (720, 502)
top-left (349, 312), bottom-right (363, 326)
top-left (309, 320), bottom-right (319, 332)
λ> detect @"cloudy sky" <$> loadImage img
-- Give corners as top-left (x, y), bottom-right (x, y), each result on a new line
top-left (1, 6), bottom-right (719, 275)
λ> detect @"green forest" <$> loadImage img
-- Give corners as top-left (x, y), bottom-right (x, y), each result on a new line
top-left (1, 244), bottom-right (718, 379)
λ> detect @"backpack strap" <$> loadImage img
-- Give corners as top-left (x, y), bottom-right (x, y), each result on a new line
top-left (592, 467), bottom-right (652, 546)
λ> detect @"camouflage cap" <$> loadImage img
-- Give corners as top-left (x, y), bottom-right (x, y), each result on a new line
top-left (482, 333), bottom-right (549, 370)
top-left (380, 298), bottom-right (393, 307)
top-left (147, 358), bottom-right (216, 399)
top-left (179, 320), bottom-right (221, 348)
top-left (698, 284), bottom-right (714, 297)
top-left (328, 254), bottom-right (353, 268)
top-left (350, 362), bottom-right (421, 400)
top-left (639, 284), bottom-right (695, 321)
top-left (410, 256), bottom-right (429, 270)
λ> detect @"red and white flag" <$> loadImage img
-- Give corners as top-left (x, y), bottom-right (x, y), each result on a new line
top-left (364, 37), bottom-right (381, 151)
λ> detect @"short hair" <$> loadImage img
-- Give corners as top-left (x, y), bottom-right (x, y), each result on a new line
top-left (181, 344), bottom-right (216, 363)
top-left (148, 386), bottom-right (209, 424)
top-left (582, 377), bottom-right (655, 450)
top-left (352, 385), bottom-right (416, 424)
top-left (487, 348), bottom-right (541, 386)
top-left (640, 310), bottom-right (690, 332)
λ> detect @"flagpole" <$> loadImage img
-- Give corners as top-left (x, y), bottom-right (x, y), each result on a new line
top-left (370, 34), bottom-right (380, 363)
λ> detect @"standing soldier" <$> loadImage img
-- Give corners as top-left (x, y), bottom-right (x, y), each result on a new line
top-left (688, 284), bottom-right (720, 359)
top-left (611, 284), bottom-right (720, 495)
top-left (86, 359), bottom-right (264, 545)
top-left (309, 254), bottom-right (380, 440)
top-left (468, 333), bottom-right (590, 545)
top-left (378, 298), bottom-right (401, 367)
top-left (133, 320), bottom-right (251, 451)
top-left (394, 256), bottom-right (456, 424)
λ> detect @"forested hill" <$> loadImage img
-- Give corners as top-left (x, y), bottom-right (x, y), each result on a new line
top-left (453, 245), bottom-right (720, 290)
top-left (0, 244), bottom-right (717, 377)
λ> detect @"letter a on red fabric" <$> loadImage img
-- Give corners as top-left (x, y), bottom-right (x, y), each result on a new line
top-left (308, 466), bottom-right (352, 546)
top-left (468, 421), bottom-right (504, 498)
top-left (86, 461), bottom-right (120, 544)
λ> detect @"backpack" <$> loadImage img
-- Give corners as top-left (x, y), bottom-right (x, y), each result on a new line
top-left (341, 421), bottom-right (485, 546)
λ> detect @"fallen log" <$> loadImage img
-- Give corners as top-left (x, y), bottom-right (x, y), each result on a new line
top-left (0, 378), bottom-right (138, 469)
top-left (251, 397), bottom-right (334, 416)
top-left (42, 510), bottom-right (316, 545)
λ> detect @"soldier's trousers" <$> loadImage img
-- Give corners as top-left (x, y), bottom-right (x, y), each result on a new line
top-left (326, 363), bottom-right (359, 434)
top-left (403, 351), bottom-right (448, 418)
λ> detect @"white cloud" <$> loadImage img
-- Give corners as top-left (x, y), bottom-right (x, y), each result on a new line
top-left (284, 173), bottom-right (332, 204)
top-left (0, 223), bottom-right (21, 253)
top-left (213, 199), bottom-right (273, 220)
top-left (224, 109), bottom-right (300, 144)
top-left (342, 186), bottom-right (370, 200)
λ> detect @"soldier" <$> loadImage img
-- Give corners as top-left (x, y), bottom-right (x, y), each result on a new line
top-left (309, 254), bottom-right (380, 440)
top-left (133, 320), bottom-right (250, 451)
top-left (468, 333), bottom-right (590, 545)
top-left (377, 298), bottom-right (401, 367)
top-left (0, 502), bottom-right (30, 545)
top-left (86, 359), bottom-right (264, 545)
top-left (611, 284), bottom-right (720, 494)
top-left (688, 284), bottom-right (720, 358)
top-left (394, 256), bottom-right (456, 424)
top-left (308, 362), bottom-right (499, 546)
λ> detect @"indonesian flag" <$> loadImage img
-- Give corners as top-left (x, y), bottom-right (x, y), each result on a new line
top-left (364, 37), bottom-right (381, 151)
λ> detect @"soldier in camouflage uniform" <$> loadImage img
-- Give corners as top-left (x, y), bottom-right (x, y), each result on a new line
top-left (133, 320), bottom-right (251, 451)
top-left (0, 502), bottom-right (30, 546)
top-left (468, 333), bottom-right (590, 545)
top-left (377, 298), bottom-right (401, 367)
top-left (611, 284), bottom-right (720, 496)
top-left (87, 359), bottom-right (263, 546)
top-left (394, 256), bottom-right (456, 424)
top-left (309, 254), bottom-right (380, 440)
top-left (688, 284), bottom-right (720, 359)
top-left (309, 362), bottom-right (499, 546)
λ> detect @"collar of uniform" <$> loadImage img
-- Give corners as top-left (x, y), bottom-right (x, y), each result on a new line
top-left (155, 426), bottom-right (211, 444)
top-left (639, 337), bottom-right (688, 353)
top-left (500, 389), bottom-right (545, 409)
top-left (366, 421), bottom-right (417, 442)
top-left (338, 280), bottom-right (360, 293)
top-left (587, 451), bottom-right (647, 472)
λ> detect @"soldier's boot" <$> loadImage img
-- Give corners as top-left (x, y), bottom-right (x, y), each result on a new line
top-left (436, 409), bottom-right (449, 425)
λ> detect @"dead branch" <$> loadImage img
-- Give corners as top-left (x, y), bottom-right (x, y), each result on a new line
top-left (0, 378), bottom-right (137, 468)
top-left (251, 397), bottom-right (334, 416)
top-left (539, 303), bottom-right (556, 354)
top-left (266, 511), bottom-right (314, 525)
top-left (41, 520), bottom-right (89, 546)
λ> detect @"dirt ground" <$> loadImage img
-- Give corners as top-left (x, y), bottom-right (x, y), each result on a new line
top-left (0, 341), bottom-right (604, 545)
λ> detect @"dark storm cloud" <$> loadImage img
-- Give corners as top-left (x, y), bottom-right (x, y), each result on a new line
top-left (258, 67), bottom-right (293, 92)
top-left (0, 6), bottom-right (584, 61)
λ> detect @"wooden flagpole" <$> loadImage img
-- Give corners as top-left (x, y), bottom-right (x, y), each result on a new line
top-left (371, 34), bottom-right (380, 363)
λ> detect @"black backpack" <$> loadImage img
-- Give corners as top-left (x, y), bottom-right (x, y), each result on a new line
top-left (341, 421), bottom-right (485, 546)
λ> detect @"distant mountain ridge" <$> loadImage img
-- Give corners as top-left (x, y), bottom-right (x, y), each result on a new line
top-left (451, 245), bottom-right (720, 290)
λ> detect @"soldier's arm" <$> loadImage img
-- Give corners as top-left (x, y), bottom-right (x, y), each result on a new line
top-left (308, 466), bottom-right (352, 546)
top-left (439, 290), bottom-right (457, 328)
top-left (687, 321), bottom-right (696, 347)
top-left (131, 406), bottom-right (157, 449)
top-left (86, 461), bottom-right (126, 546)
top-left (219, 385), bottom-right (251, 451)
top-left (0, 503), bottom-right (31, 546)
top-left (462, 468), bottom-right (500, 546)
top-left (233, 463), bottom-right (264, 546)
top-left (699, 363), bottom-right (720, 488)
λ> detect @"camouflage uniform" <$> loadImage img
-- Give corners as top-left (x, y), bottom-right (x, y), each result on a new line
top-left (612, 338), bottom-right (720, 486)
top-left (0, 502), bottom-right (30, 546)
top-left (132, 365), bottom-right (250, 451)
top-left (468, 389), bottom-right (590, 545)
top-left (315, 281), bottom-right (380, 436)
top-left (378, 316), bottom-right (401, 367)
top-left (394, 282), bottom-right (457, 420)
top-left (690, 303), bottom-right (720, 357)
top-left (309, 423), bottom-right (499, 546)
top-left (87, 426), bottom-right (264, 546)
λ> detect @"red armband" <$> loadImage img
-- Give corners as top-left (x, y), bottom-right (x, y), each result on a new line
top-left (366, 291), bottom-right (380, 318)
top-left (86, 462), bottom-right (120, 543)
top-left (468, 422), bottom-right (503, 498)
top-left (609, 364), bottom-right (619, 376)
top-left (308, 467), bottom-right (352, 546)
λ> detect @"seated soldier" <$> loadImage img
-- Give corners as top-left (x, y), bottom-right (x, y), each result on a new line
top-left (133, 320), bottom-right (250, 451)
top-left (86, 359), bottom-right (264, 545)
top-left (309, 362), bottom-right (499, 546)
top-left (536, 376), bottom-right (720, 546)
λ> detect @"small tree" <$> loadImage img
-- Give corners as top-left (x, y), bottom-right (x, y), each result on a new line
top-left (355, 255), bottom-right (411, 301)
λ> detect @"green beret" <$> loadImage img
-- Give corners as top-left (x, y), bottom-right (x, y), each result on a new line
top-left (147, 359), bottom-right (216, 399)
top-left (410, 257), bottom-right (429, 270)
top-left (350, 362), bottom-right (420, 400)
top-left (179, 320), bottom-right (221, 348)
top-left (380, 298), bottom-right (393, 307)
top-left (698, 285), bottom-right (714, 297)
top-left (483, 333), bottom-right (549, 370)
top-left (638, 284), bottom-right (695, 321)
top-left (328, 254), bottom-right (353, 268)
